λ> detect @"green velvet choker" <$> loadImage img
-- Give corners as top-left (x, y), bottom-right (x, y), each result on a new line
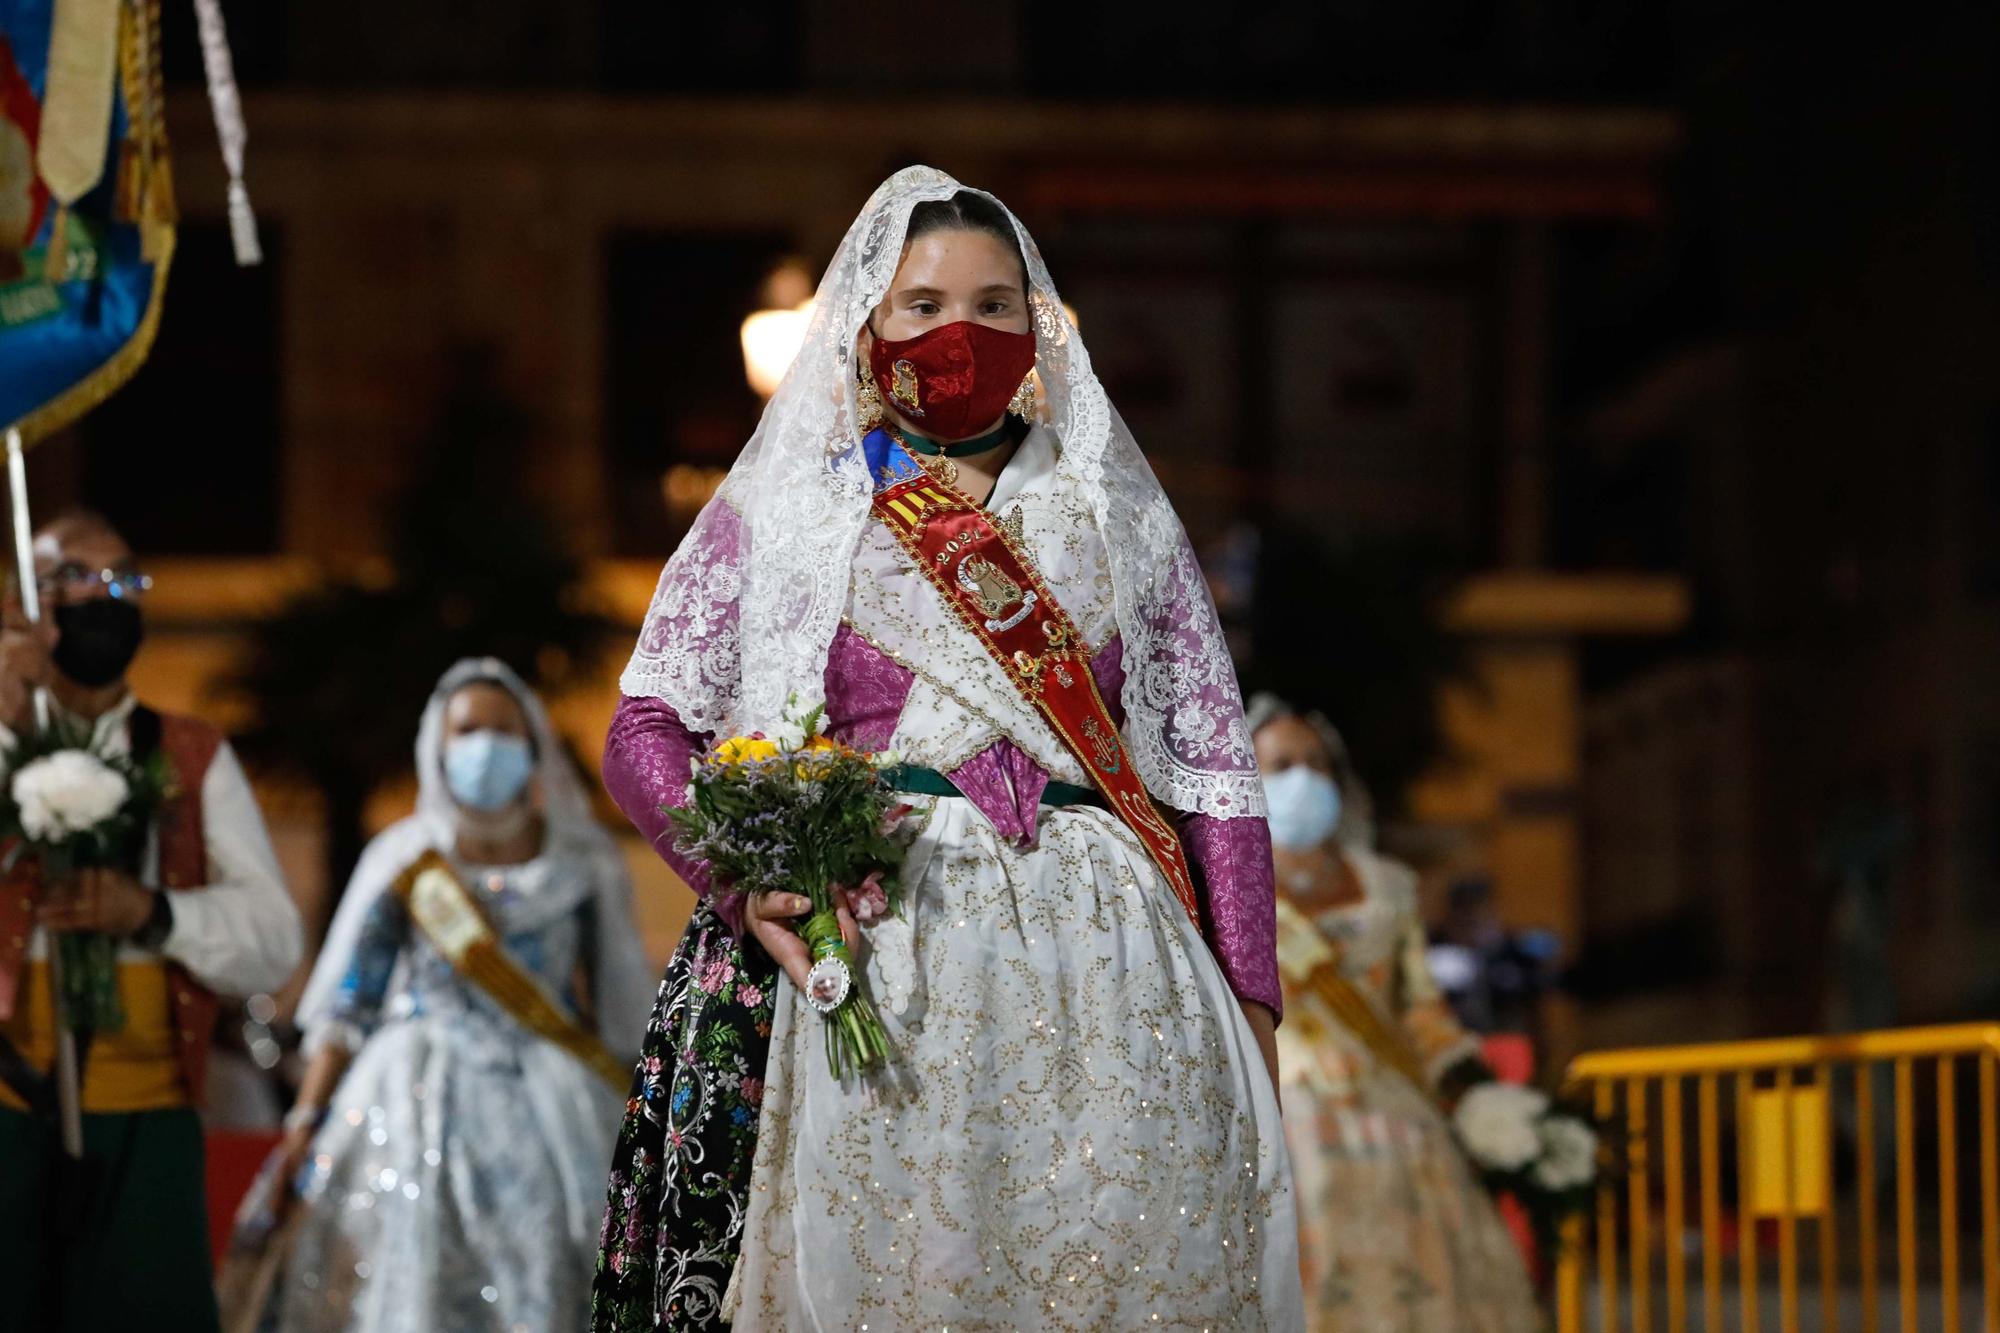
top-left (893, 421), bottom-right (1012, 458)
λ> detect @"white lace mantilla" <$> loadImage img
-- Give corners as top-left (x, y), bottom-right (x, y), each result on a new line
top-left (621, 166), bottom-right (1265, 820)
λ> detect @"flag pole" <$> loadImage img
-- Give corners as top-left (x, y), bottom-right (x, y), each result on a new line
top-left (5, 425), bottom-right (81, 1158)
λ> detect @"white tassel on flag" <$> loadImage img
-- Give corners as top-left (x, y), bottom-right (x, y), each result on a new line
top-left (227, 178), bottom-right (261, 265)
top-left (193, 0), bottom-right (262, 266)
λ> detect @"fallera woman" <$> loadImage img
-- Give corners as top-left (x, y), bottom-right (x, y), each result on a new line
top-left (592, 167), bottom-right (1303, 1331)
top-left (270, 659), bottom-right (653, 1332)
top-left (1250, 692), bottom-right (1541, 1332)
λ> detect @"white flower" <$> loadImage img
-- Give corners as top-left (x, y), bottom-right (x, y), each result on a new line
top-left (1453, 1083), bottom-right (1550, 1172)
top-left (1533, 1114), bottom-right (1599, 1192)
top-left (11, 749), bottom-right (129, 843)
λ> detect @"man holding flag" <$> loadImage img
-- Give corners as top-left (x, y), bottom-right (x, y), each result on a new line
top-left (0, 512), bottom-right (301, 1329)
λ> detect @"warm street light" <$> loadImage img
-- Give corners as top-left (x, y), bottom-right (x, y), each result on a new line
top-left (741, 258), bottom-right (816, 399)
top-left (740, 301), bottom-right (813, 399)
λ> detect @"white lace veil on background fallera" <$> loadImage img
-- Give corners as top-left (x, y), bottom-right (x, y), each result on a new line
top-left (621, 166), bottom-right (1265, 822)
top-left (297, 658), bottom-right (654, 1058)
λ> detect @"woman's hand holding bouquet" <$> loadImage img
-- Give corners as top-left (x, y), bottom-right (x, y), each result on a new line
top-left (669, 701), bottom-right (916, 1079)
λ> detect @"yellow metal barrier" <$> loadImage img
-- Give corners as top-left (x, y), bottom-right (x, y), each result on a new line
top-left (1557, 1023), bottom-right (2000, 1332)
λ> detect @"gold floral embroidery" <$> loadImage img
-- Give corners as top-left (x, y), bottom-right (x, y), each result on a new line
top-left (735, 803), bottom-right (1296, 1328)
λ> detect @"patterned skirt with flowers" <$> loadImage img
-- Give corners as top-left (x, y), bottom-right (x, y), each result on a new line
top-left (591, 902), bottom-right (778, 1333)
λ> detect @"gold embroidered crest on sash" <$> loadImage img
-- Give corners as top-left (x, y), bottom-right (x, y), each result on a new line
top-left (956, 554), bottom-right (1038, 632)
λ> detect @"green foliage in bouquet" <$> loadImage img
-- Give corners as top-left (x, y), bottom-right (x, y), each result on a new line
top-left (667, 700), bottom-right (914, 1080)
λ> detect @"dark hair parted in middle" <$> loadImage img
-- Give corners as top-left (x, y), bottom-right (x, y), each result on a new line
top-left (904, 190), bottom-right (1028, 289)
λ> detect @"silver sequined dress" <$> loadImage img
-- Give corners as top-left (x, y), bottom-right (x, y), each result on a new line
top-left (280, 833), bottom-right (628, 1333)
top-left (282, 661), bottom-right (653, 1333)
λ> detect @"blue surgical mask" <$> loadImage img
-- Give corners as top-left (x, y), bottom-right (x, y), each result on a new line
top-left (444, 730), bottom-right (536, 811)
top-left (1262, 765), bottom-right (1343, 850)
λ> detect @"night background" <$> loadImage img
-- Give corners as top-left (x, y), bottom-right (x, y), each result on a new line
top-left (20, 0), bottom-right (2000, 1110)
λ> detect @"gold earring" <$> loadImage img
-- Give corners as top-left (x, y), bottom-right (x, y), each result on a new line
top-left (856, 355), bottom-right (884, 433)
top-left (1008, 371), bottom-right (1039, 421)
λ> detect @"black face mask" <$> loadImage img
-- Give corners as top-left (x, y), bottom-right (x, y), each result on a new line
top-left (52, 599), bottom-right (145, 688)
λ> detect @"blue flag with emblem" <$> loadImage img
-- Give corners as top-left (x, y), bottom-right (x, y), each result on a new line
top-left (0, 0), bottom-right (174, 443)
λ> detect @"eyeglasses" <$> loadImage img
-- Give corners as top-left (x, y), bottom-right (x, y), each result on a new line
top-left (37, 562), bottom-right (154, 602)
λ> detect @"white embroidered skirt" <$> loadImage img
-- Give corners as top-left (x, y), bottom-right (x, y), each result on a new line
top-left (732, 796), bottom-right (1304, 1331)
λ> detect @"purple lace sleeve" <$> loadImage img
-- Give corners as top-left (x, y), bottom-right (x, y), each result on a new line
top-left (602, 694), bottom-right (744, 934)
top-left (1098, 634), bottom-right (1281, 1017)
top-left (823, 623), bottom-right (912, 752)
top-left (1179, 812), bottom-right (1282, 1018)
top-left (1116, 539), bottom-right (1266, 819)
top-left (1092, 634), bottom-right (1128, 725)
top-left (619, 499), bottom-right (744, 732)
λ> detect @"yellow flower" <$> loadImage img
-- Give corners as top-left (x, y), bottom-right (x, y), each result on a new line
top-left (714, 736), bottom-right (780, 764)
top-left (791, 735), bottom-right (859, 780)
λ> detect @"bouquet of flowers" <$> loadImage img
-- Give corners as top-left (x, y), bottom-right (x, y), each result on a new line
top-left (669, 701), bottom-right (913, 1079)
top-left (1452, 1081), bottom-right (1604, 1258)
top-left (0, 719), bottom-right (174, 1031)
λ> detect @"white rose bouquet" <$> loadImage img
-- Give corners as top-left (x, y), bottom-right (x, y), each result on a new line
top-left (0, 720), bottom-right (174, 1032)
top-left (14, 750), bottom-right (132, 841)
top-left (1453, 1080), bottom-right (1606, 1262)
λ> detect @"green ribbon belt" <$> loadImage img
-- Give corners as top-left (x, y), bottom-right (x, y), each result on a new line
top-left (888, 765), bottom-right (1105, 809)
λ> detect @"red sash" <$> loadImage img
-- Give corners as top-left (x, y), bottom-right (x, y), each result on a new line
top-left (869, 449), bottom-right (1201, 927)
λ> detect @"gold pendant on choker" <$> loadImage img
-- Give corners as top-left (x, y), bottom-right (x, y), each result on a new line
top-left (915, 451), bottom-right (960, 488)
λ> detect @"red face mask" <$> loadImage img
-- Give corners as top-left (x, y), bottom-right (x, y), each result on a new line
top-left (869, 320), bottom-right (1038, 441)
